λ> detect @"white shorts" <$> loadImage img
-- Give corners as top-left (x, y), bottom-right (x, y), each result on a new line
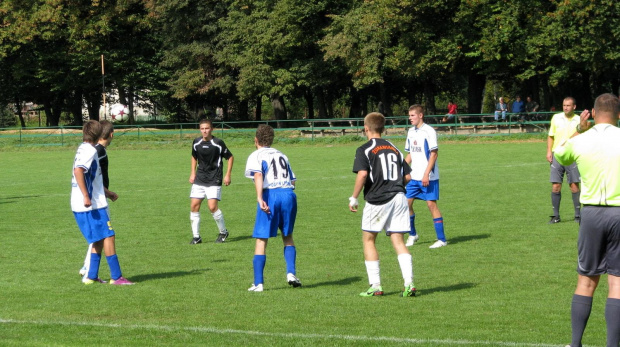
top-left (361, 193), bottom-right (410, 234)
top-left (190, 184), bottom-right (221, 200)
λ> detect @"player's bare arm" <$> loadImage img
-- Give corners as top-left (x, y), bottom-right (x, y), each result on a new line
top-left (405, 153), bottom-right (412, 165)
top-left (189, 156), bottom-right (197, 184)
top-left (423, 150), bottom-right (438, 187)
top-left (73, 167), bottom-right (92, 207)
top-left (253, 172), bottom-right (270, 214)
top-left (104, 188), bottom-right (118, 202)
top-left (349, 170), bottom-right (367, 212)
top-left (223, 156), bottom-right (234, 186)
top-left (546, 136), bottom-right (554, 163)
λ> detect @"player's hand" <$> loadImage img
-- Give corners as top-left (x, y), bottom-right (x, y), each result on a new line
top-left (107, 191), bottom-right (118, 202)
top-left (580, 109), bottom-right (591, 128)
top-left (189, 173), bottom-right (195, 184)
top-left (223, 175), bottom-right (231, 186)
top-left (259, 200), bottom-right (270, 214)
top-left (349, 197), bottom-right (358, 212)
top-left (546, 151), bottom-right (553, 163)
top-left (83, 196), bottom-right (92, 207)
top-left (422, 177), bottom-right (430, 187)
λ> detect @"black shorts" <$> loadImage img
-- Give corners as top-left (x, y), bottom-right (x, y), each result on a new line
top-left (577, 205), bottom-right (620, 276)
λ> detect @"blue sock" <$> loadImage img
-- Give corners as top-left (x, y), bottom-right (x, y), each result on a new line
top-left (87, 253), bottom-right (101, 280)
top-left (106, 254), bottom-right (122, 280)
top-left (433, 217), bottom-right (446, 242)
top-left (284, 246), bottom-right (297, 275)
top-left (253, 255), bottom-right (266, 285)
top-left (409, 214), bottom-right (417, 236)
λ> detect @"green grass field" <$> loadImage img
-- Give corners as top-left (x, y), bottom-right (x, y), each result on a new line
top-left (0, 137), bottom-right (606, 346)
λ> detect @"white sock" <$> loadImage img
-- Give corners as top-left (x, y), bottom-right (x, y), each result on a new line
top-left (190, 212), bottom-right (200, 238)
top-left (83, 243), bottom-right (93, 269)
top-left (211, 209), bottom-right (226, 233)
top-left (397, 253), bottom-right (414, 287)
top-left (364, 260), bottom-right (380, 287)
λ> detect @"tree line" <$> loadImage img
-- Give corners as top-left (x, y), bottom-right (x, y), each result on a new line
top-left (1, 0), bottom-right (619, 127)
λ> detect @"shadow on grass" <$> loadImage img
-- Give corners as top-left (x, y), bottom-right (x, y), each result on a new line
top-left (226, 235), bottom-right (254, 242)
top-left (129, 269), bottom-right (209, 282)
top-left (293, 276), bottom-right (363, 289)
top-left (448, 233), bottom-right (490, 245)
top-left (385, 282), bottom-right (476, 297)
top-left (0, 195), bottom-right (42, 204)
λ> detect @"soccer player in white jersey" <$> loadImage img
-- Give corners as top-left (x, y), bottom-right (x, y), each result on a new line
top-left (349, 112), bottom-right (415, 297)
top-left (189, 119), bottom-right (234, 244)
top-left (79, 120), bottom-right (118, 282)
top-left (71, 120), bottom-right (133, 285)
top-left (245, 124), bottom-right (301, 292)
top-left (404, 104), bottom-right (447, 249)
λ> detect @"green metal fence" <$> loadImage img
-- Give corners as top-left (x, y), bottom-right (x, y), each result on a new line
top-left (0, 113), bottom-right (558, 148)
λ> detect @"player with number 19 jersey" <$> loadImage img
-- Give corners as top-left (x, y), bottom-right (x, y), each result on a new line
top-left (245, 146), bottom-right (297, 239)
top-left (353, 138), bottom-right (411, 205)
top-left (245, 147), bottom-right (296, 189)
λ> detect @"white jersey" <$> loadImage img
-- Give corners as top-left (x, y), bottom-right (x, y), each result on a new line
top-left (71, 142), bottom-right (108, 212)
top-left (245, 147), bottom-right (296, 189)
top-left (404, 123), bottom-right (439, 181)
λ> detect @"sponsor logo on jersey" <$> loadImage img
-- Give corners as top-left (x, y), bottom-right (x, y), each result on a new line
top-left (371, 145), bottom-right (399, 155)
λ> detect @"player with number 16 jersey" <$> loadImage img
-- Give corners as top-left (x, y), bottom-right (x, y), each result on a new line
top-left (353, 139), bottom-right (410, 205)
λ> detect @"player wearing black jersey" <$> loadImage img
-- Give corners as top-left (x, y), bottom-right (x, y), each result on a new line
top-left (349, 112), bottom-right (416, 297)
top-left (189, 119), bottom-right (234, 244)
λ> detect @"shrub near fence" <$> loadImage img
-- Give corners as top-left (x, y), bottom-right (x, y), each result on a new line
top-left (0, 114), bottom-right (561, 148)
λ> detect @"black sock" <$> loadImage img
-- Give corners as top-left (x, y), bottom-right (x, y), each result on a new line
top-left (552, 192), bottom-right (561, 217)
top-left (572, 192), bottom-right (581, 217)
top-left (606, 298), bottom-right (620, 347)
top-left (571, 294), bottom-right (592, 347)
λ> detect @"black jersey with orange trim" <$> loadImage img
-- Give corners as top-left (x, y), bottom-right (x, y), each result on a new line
top-left (352, 138), bottom-right (411, 205)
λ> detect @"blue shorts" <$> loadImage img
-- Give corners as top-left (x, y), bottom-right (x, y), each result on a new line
top-left (73, 208), bottom-right (115, 244)
top-left (405, 180), bottom-right (440, 201)
top-left (253, 188), bottom-right (297, 239)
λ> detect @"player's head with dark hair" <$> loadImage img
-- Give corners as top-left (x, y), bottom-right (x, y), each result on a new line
top-left (408, 104), bottom-right (424, 114)
top-left (255, 124), bottom-right (274, 147)
top-left (199, 118), bottom-right (213, 127)
top-left (364, 112), bottom-right (385, 134)
top-left (100, 120), bottom-right (114, 140)
top-left (593, 93), bottom-right (620, 120)
top-left (82, 120), bottom-right (102, 144)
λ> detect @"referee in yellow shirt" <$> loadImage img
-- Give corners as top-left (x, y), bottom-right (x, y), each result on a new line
top-left (547, 97), bottom-right (581, 224)
top-left (554, 93), bottom-right (620, 347)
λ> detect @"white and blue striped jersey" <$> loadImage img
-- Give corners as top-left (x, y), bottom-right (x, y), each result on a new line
top-left (71, 142), bottom-right (107, 212)
top-left (405, 123), bottom-right (439, 181)
top-left (245, 147), bottom-right (296, 189)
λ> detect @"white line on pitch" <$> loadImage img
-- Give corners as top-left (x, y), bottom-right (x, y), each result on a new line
top-left (0, 318), bottom-right (570, 347)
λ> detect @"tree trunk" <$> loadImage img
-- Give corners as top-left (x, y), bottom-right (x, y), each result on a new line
top-left (304, 88), bottom-right (314, 119)
top-left (423, 80), bottom-right (436, 117)
top-left (348, 87), bottom-right (361, 118)
top-left (467, 73), bottom-right (486, 114)
top-left (127, 87), bottom-right (135, 125)
top-left (316, 87), bottom-right (328, 119)
top-left (237, 98), bottom-right (249, 121)
top-left (70, 89), bottom-right (84, 125)
top-left (14, 98), bottom-right (26, 128)
top-left (270, 94), bottom-right (287, 128)
top-left (254, 95), bottom-right (262, 121)
top-left (379, 82), bottom-right (392, 117)
top-left (85, 92), bottom-right (100, 121)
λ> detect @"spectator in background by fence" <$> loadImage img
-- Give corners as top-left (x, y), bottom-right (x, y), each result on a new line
top-left (441, 101), bottom-right (458, 123)
top-left (512, 96), bottom-right (525, 121)
top-left (494, 97), bottom-right (508, 121)
top-left (526, 96), bottom-right (540, 120)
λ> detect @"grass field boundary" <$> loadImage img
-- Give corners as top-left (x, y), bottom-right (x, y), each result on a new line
top-left (0, 318), bottom-right (568, 346)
